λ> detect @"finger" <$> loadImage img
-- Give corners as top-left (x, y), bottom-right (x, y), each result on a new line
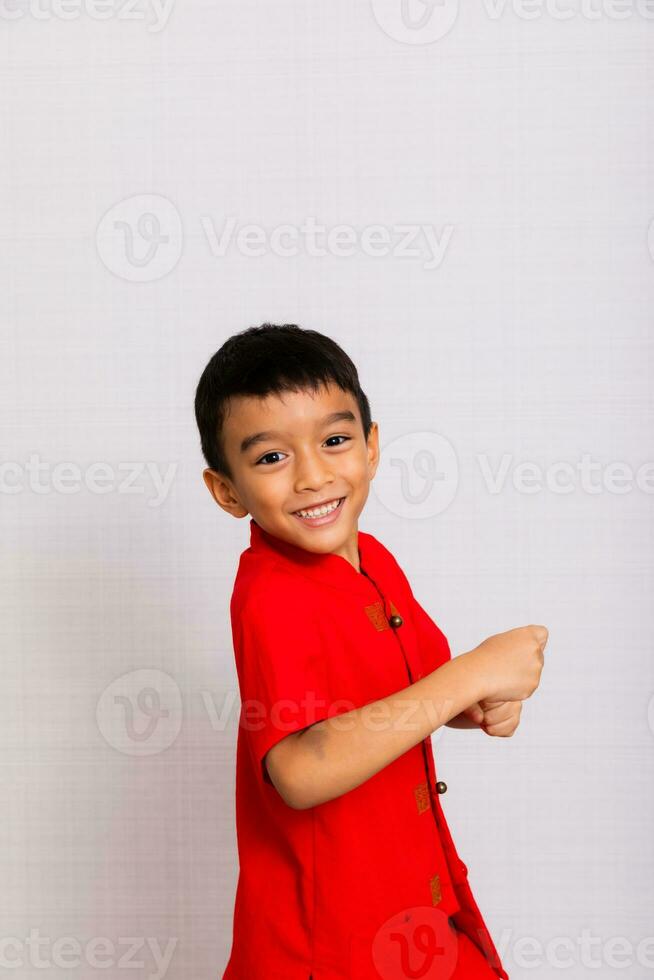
top-left (465, 703), bottom-right (485, 724)
top-left (532, 624), bottom-right (549, 650)
top-left (483, 718), bottom-right (519, 737)
top-left (482, 704), bottom-right (517, 726)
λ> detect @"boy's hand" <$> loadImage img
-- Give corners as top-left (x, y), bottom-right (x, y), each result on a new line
top-left (477, 698), bottom-right (522, 737)
top-left (473, 624), bottom-right (549, 702)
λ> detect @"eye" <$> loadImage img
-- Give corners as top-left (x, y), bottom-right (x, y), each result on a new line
top-left (255, 451), bottom-right (287, 466)
top-left (325, 435), bottom-right (351, 447)
top-left (254, 436), bottom-right (351, 466)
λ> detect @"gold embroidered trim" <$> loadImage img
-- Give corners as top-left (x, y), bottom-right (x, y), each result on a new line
top-left (430, 874), bottom-right (442, 906)
top-left (364, 599), bottom-right (402, 631)
top-left (364, 601), bottom-right (389, 631)
top-left (414, 781), bottom-right (430, 814)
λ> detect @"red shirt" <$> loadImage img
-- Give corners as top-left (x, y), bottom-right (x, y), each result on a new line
top-left (222, 518), bottom-right (509, 980)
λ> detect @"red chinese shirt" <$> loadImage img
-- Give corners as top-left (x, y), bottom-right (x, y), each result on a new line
top-left (222, 518), bottom-right (509, 980)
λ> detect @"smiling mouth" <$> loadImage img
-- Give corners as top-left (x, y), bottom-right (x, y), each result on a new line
top-left (292, 496), bottom-right (345, 521)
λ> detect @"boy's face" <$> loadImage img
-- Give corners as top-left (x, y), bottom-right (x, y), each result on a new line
top-left (202, 382), bottom-right (379, 570)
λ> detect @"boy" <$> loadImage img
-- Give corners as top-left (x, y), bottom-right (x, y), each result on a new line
top-left (195, 323), bottom-right (548, 980)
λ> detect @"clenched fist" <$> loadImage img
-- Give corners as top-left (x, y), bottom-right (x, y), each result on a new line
top-left (459, 699), bottom-right (523, 736)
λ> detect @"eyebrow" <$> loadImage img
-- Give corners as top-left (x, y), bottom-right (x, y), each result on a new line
top-left (239, 410), bottom-right (357, 454)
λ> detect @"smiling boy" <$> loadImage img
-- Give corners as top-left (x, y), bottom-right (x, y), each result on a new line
top-left (194, 323), bottom-right (548, 980)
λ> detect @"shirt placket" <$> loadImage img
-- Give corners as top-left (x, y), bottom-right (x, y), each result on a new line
top-left (359, 568), bottom-right (448, 834)
top-left (360, 567), bottom-right (507, 977)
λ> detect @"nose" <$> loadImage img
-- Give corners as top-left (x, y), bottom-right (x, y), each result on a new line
top-left (293, 446), bottom-right (335, 494)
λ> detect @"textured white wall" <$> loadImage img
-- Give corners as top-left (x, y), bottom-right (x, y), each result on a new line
top-left (2, 2), bottom-right (653, 977)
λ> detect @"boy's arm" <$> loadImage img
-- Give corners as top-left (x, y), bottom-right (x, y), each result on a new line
top-left (265, 647), bottom-right (488, 810)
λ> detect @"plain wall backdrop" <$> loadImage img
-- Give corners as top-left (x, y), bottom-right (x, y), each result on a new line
top-left (2, 2), bottom-right (653, 977)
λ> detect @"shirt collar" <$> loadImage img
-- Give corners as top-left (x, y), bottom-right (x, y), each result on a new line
top-left (247, 517), bottom-right (380, 598)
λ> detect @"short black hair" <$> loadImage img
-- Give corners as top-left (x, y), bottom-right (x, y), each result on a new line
top-left (194, 323), bottom-right (373, 481)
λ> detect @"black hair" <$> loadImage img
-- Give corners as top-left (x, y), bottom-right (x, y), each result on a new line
top-left (194, 323), bottom-right (372, 481)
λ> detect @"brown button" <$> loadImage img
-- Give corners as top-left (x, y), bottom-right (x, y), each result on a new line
top-left (435, 781), bottom-right (448, 794)
top-left (389, 614), bottom-right (403, 628)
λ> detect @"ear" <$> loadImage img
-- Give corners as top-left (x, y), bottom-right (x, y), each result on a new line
top-left (366, 421), bottom-right (380, 481)
top-left (202, 468), bottom-right (248, 518)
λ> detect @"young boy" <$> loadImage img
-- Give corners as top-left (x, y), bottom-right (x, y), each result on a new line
top-left (195, 323), bottom-right (548, 980)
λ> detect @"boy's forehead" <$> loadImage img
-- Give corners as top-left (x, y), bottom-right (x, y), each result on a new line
top-left (224, 384), bottom-right (360, 443)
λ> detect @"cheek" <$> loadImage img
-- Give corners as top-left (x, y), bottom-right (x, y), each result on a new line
top-left (265, 471), bottom-right (306, 513)
top-left (243, 470), bottom-right (287, 506)
top-left (340, 450), bottom-right (370, 482)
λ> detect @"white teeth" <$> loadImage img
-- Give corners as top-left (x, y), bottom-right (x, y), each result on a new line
top-left (296, 498), bottom-right (341, 519)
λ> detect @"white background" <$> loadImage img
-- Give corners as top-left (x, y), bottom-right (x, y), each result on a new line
top-left (1, 1), bottom-right (653, 977)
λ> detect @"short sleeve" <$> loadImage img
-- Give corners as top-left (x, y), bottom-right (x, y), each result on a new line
top-left (383, 548), bottom-right (452, 671)
top-left (409, 592), bottom-right (453, 671)
top-left (233, 583), bottom-right (343, 786)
